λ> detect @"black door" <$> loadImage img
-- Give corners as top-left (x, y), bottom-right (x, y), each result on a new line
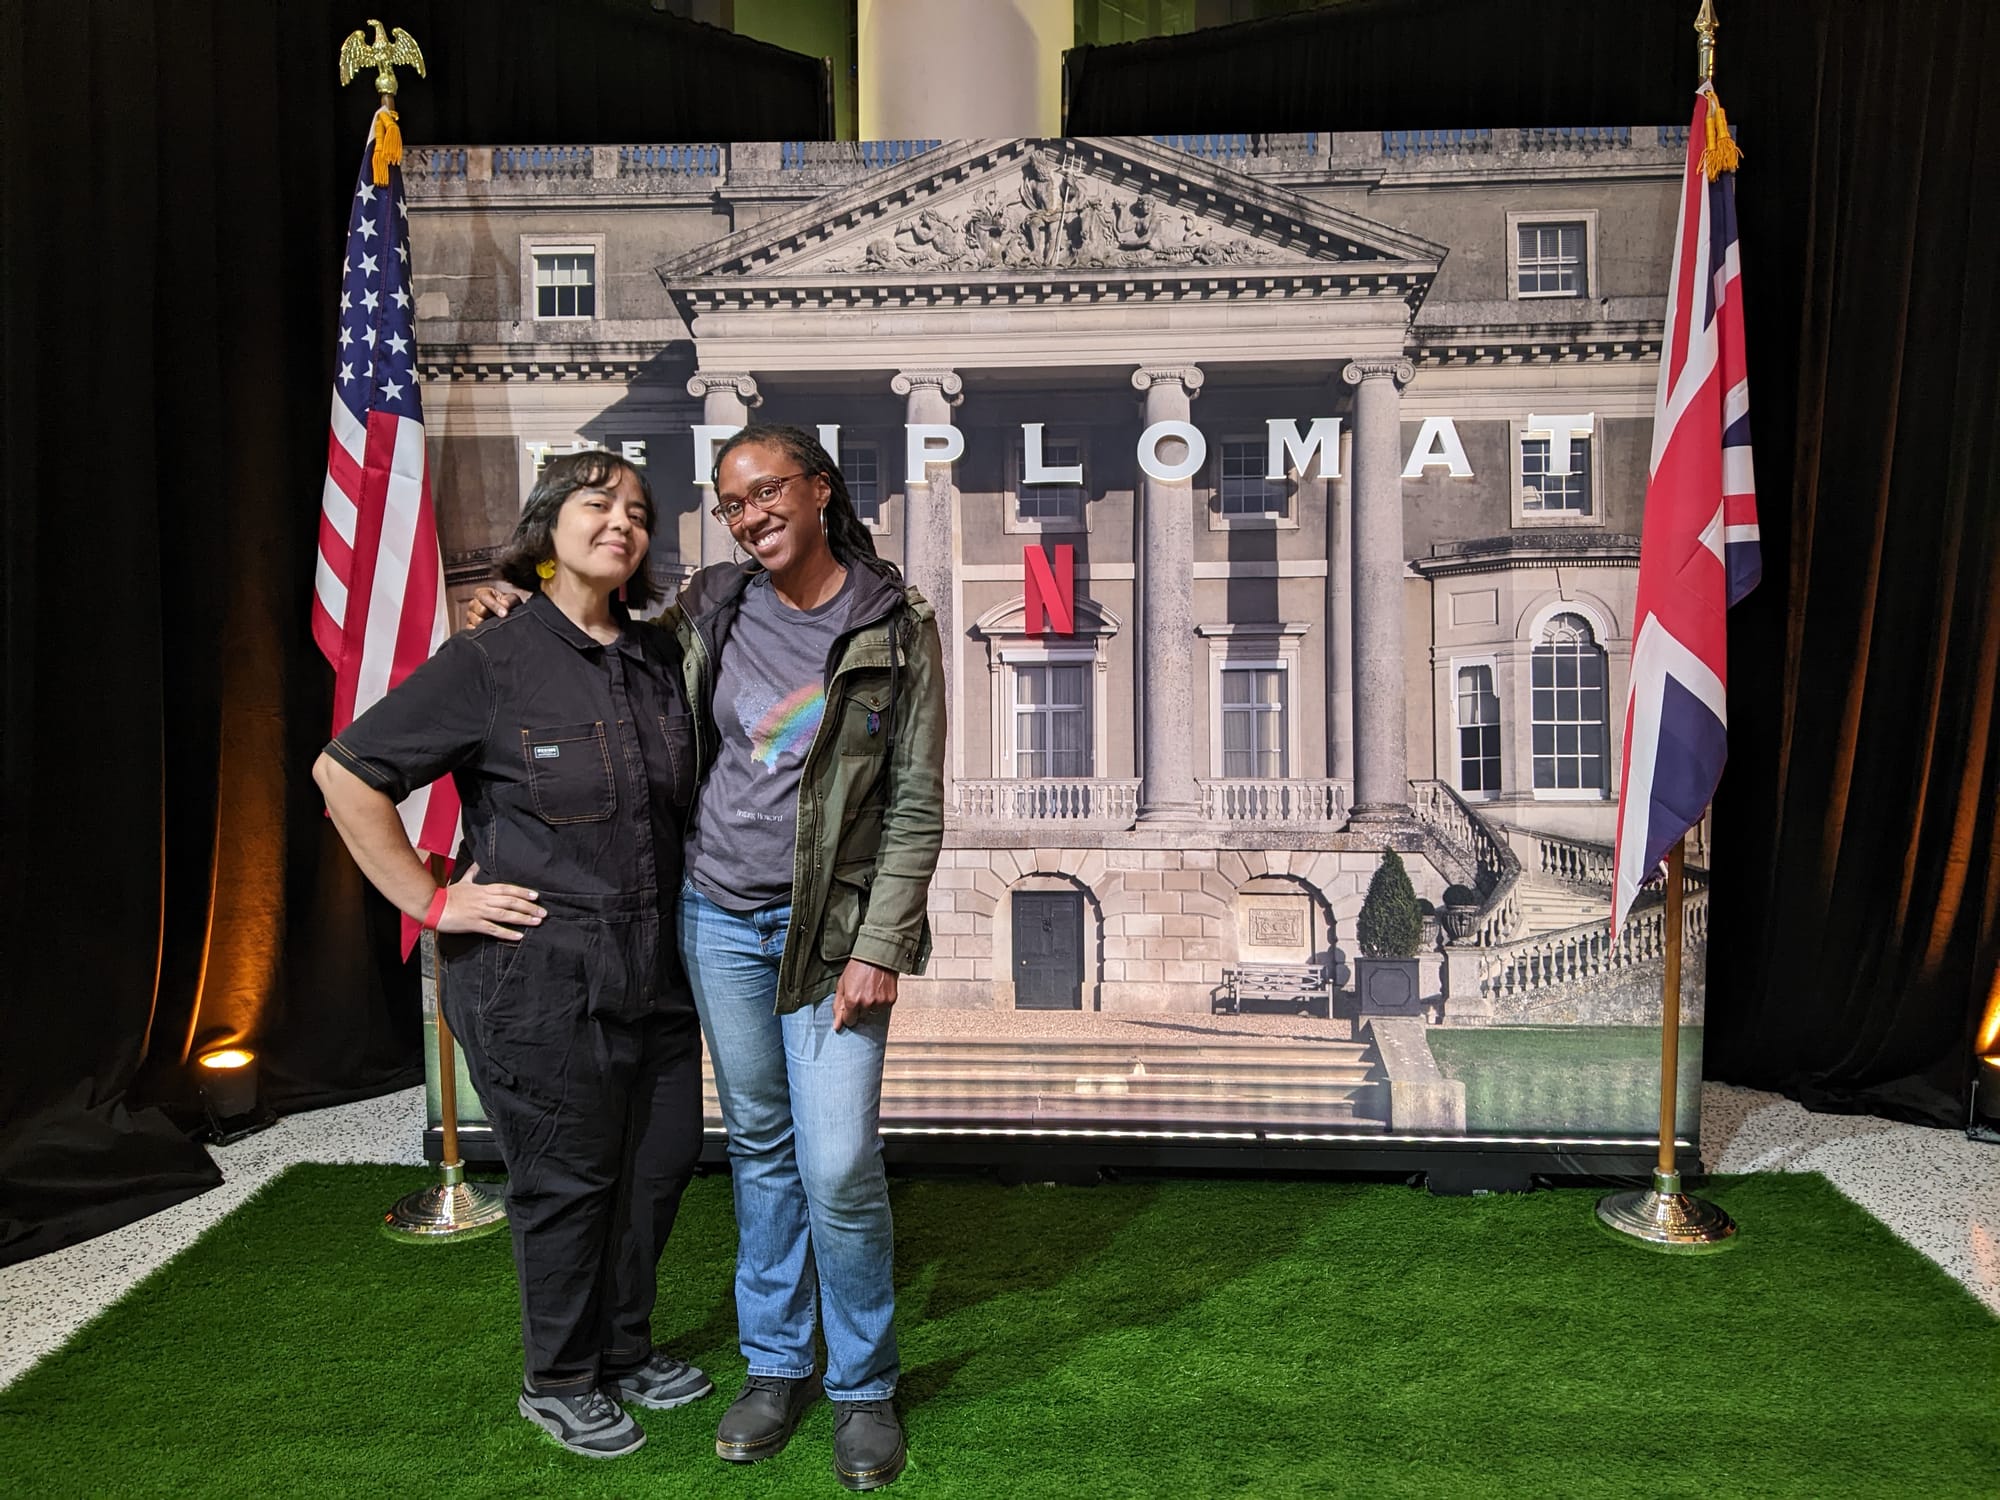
top-left (1013, 891), bottom-right (1084, 1010)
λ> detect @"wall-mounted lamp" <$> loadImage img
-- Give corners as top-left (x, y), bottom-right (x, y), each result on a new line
top-left (196, 1046), bottom-right (275, 1144)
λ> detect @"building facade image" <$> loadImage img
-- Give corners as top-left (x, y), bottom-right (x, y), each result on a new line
top-left (407, 132), bottom-right (1710, 1136)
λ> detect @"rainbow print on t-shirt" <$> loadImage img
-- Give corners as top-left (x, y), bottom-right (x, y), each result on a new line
top-left (747, 684), bottom-right (825, 772)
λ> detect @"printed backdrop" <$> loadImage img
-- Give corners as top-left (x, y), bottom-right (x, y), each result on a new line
top-left (410, 131), bottom-right (1706, 1151)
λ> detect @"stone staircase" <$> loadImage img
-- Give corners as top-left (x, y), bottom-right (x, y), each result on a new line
top-left (698, 1025), bottom-right (1390, 1134)
top-left (1510, 872), bottom-right (1608, 935)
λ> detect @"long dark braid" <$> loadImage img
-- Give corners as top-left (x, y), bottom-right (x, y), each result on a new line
top-left (712, 422), bottom-right (884, 569)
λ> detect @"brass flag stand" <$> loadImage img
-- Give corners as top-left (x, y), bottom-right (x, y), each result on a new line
top-left (1596, 839), bottom-right (1736, 1250)
top-left (1596, 0), bottom-right (1741, 1253)
top-left (385, 913), bottom-right (507, 1242)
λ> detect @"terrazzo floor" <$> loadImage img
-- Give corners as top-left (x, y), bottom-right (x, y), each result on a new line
top-left (2, 1081), bottom-right (1994, 1391)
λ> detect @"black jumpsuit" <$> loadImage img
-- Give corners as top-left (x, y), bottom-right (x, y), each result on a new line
top-left (327, 591), bottom-right (703, 1396)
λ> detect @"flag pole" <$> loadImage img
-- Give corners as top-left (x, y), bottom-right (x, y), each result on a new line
top-left (329, 23), bottom-right (503, 1241)
top-left (1596, 1), bottom-right (1738, 1252)
top-left (384, 863), bottom-right (506, 1241)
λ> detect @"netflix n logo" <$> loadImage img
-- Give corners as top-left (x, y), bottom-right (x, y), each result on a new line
top-left (1024, 544), bottom-right (1075, 636)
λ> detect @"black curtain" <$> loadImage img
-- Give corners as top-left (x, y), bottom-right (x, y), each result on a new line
top-left (0, 0), bottom-right (826, 1267)
top-left (1070, 0), bottom-right (2000, 1128)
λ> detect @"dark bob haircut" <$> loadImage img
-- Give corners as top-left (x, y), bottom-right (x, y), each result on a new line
top-left (498, 448), bottom-right (660, 611)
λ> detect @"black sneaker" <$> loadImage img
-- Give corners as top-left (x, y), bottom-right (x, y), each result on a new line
top-left (715, 1373), bottom-right (818, 1463)
top-left (518, 1386), bottom-right (646, 1459)
top-left (833, 1399), bottom-right (907, 1491)
top-left (605, 1351), bottom-right (714, 1410)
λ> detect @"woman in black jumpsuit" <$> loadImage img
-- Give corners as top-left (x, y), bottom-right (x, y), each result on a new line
top-left (315, 451), bottom-right (709, 1460)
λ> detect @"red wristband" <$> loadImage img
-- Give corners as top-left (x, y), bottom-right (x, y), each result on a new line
top-left (422, 885), bottom-right (450, 931)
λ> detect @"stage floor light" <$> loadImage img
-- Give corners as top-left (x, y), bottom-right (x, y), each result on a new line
top-left (196, 1047), bottom-right (276, 1144)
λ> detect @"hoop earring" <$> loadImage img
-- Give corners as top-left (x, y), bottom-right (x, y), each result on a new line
top-left (535, 558), bottom-right (556, 581)
top-left (820, 506), bottom-right (828, 531)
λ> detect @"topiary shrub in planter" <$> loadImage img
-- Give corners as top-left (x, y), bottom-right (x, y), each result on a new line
top-left (1355, 850), bottom-right (1426, 1016)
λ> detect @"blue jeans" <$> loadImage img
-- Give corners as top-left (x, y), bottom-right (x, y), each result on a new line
top-left (679, 882), bottom-right (898, 1401)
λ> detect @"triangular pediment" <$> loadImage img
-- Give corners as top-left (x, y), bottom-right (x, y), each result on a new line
top-left (658, 138), bottom-right (1445, 305)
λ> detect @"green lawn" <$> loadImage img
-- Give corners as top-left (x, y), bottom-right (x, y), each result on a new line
top-left (2, 1165), bottom-right (1993, 1497)
top-left (1428, 1025), bottom-right (1705, 1136)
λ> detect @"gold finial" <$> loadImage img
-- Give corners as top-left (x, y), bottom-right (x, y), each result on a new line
top-left (1688, 0), bottom-right (1720, 85)
top-left (339, 18), bottom-right (427, 101)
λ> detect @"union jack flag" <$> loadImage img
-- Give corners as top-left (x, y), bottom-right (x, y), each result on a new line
top-left (1612, 85), bottom-right (1761, 932)
top-left (313, 118), bottom-right (460, 945)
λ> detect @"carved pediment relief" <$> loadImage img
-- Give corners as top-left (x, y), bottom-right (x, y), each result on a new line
top-left (660, 138), bottom-right (1446, 293)
top-left (825, 144), bottom-right (1292, 274)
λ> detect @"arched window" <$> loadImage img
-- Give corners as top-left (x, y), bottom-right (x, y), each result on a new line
top-left (1531, 614), bottom-right (1607, 794)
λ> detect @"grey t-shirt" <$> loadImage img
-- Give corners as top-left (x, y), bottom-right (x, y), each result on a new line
top-left (688, 568), bottom-right (857, 911)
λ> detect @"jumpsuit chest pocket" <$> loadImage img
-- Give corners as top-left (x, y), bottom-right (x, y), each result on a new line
top-left (655, 712), bottom-right (696, 808)
top-left (520, 721), bottom-right (617, 824)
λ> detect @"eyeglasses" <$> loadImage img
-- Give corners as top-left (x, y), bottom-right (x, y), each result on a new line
top-left (711, 471), bottom-right (809, 523)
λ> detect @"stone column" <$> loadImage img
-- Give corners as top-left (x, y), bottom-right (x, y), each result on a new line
top-left (858, 0), bottom-right (1069, 138)
top-left (1131, 364), bottom-right (1205, 823)
top-left (1342, 358), bottom-right (1415, 823)
top-left (686, 371), bottom-right (761, 568)
top-left (891, 368), bottom-right (962, 812)
top-left (1325, 420), bottom-right (1355, 788)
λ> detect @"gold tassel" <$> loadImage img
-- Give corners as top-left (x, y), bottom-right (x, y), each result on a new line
top-left (1701, 90), bottom-right (1743, 181)
top-left (371, 106), bottom-right (403, 187)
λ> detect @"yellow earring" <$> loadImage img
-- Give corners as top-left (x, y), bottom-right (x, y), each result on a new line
top-left (535, 558), bottom-right (557, 581)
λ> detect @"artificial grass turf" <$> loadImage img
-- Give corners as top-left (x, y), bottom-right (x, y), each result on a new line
top-left (2, 1167), bottom-right (1994, 1499)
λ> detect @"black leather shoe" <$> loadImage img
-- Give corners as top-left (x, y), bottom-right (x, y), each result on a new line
top-left (833, 1399), bottom-right (907, 1491)
top-left (715, 1374), bottom-right (817, 1463)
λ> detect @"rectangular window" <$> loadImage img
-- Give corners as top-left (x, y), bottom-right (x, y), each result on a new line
top-left (533, 250), bottom-right (596, 319)
top-left (1017, 436), bottom-right (1083, 522)
top-left (1218, 440), bottom-right (1283, 517)
top-left (1221, 666), bottom-right (1287, 778)
top-left (1013, 663), bottom-right (1091, 777)
top-left (1521, 436), bottom-right (1592, 516)
top-left (844, 442), bottom-right (881, 525)
top-left (1456, 666), bottom-right (1502, 793)
top-left (1531, 635), bottom-right (1607, 792)
top-left (1516, 222), bottom-right (1586, 297)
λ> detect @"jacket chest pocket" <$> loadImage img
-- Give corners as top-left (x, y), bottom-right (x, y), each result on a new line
top-left (656, 712), bottom-right (696, 808)
top-left (836, 681), bottom-right (892, 759)
top-left (520, 722), bottom-right (616, 824)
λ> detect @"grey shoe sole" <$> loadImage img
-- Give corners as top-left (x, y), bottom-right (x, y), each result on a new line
top-left (608, 1371), bottom-right (714, 1410)
top-left (836, 1440), bottom-right (908, 1492)
top-left (517, 1395), bottom-right (647, 1459)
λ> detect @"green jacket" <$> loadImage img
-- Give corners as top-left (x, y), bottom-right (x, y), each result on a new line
top-left (663, 556), bottom-right (946, 1014)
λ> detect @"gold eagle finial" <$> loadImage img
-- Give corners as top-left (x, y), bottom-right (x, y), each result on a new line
top-left (339, 19), bottom-right (426, 98)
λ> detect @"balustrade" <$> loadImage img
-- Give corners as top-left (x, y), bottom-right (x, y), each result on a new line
top-left (1198, 779), bottom-right (1349, 824)
top-left (1478, 890), bottom-right (1710, 1004)
top-left (954, 779), bottom-right (1140, 825)
top-left (619, 144), bottom-right (721, 178)
top-left (492, 145), bottom-right (591, 180)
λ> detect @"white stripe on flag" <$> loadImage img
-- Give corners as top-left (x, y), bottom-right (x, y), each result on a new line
top-left (396, 778), bottom-right (434, 849)
top-left (313, 550), bottom-right (349, 626)
top-left (1723, 377), bottom-right (1749, 430)
top-left (329, 390), bottom-right (366, 468)
top-left (353, 416), bottom-right (430, 712)
top-left (1723, 447), bottom-right (1756, 497)
top-left (1724, 525), bottom-right (1761, 544)
top-left (321, 471), bottom-right (358, 548)
top-left (1698, 502), bottom-right (1726, 568)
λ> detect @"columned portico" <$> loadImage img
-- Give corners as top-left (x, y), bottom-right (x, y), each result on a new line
top-left (1132, 364), bottom-right (1204, 823)
top-left (1343, 357), bottom-right (1415, 822)
top-left (892, 368), bottom-right (963, 810)
top-left (687, 371), bottom-right (761, 566)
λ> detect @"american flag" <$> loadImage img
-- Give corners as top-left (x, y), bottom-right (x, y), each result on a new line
top-left (313, 118), bottom-right (460, 926)
top-left (1612, 85), bottom-right (1762, 933)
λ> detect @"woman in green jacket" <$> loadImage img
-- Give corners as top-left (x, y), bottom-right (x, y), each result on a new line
top-left (670, 425), bottom-right (943, 1492)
